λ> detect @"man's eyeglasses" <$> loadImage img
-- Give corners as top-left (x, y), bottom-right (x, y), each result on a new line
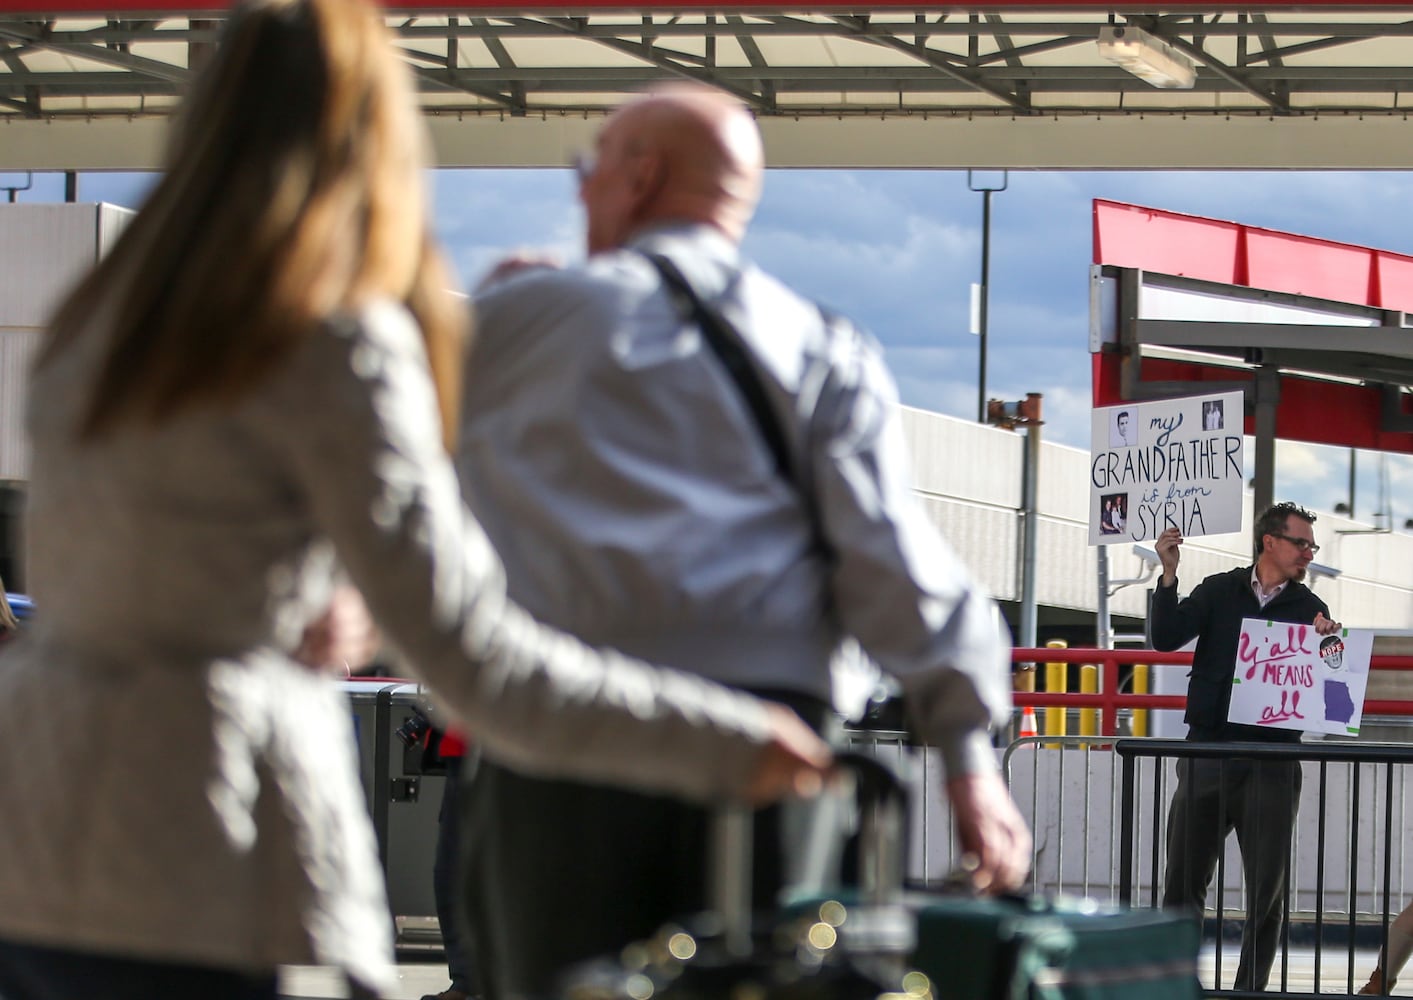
top-left (1272, 533), bottom-right (1320, 555)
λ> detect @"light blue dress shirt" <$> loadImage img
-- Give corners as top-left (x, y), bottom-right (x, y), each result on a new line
top-left (463, 223), bottom-right (1013, 779)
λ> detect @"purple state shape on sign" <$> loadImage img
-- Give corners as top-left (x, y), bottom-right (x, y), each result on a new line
top-left (1324, 680), bottom-right (1355, 724)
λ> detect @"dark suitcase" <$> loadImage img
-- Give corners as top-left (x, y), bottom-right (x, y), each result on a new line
top-left (561, 750), bottom-right (1201, 1000)
top-left (559, 754), bottom-right (915, 1000)
top-left (786, 756), bottom-right (1203, 1000)
top-left (910, 894), bottom-right (1201, 1000)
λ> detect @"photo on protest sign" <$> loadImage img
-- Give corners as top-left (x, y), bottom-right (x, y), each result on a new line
top-left (1227, 619), bottom-right (1374, 737)
top-left (1088, 390), bottom-right (1245, 545)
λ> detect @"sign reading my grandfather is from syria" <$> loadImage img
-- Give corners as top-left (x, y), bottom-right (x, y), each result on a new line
top-left (1227, 619), bottom-right (1374, 737)
top-left (1088, 390), bottom-right (1245, 546)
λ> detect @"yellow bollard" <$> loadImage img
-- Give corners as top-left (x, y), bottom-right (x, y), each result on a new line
top-left (1132, 663), bottom-right (1150, 737)
top-left (1079, 663), bottom-right (1098, 745)
top-left (1044, 639), bottom-right (1068, 748)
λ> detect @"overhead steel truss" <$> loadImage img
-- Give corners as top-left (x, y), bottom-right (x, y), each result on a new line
top-left (8, 10), bottom-right (1413, 122)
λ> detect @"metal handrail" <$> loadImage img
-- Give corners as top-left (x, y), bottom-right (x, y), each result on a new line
top-left (1113, 738), bottom-right (1413, 997)
top-left (1009, 647), bottom-right (1413, 735)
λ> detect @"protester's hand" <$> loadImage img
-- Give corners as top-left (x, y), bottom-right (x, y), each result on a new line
top-left (742, 703), bottom-right (833, 806)
top-left (475, 251), bottom-right (564, 294)
top-left (1313, 611), bottom-right (1342, 636)
top-left (946, 770), bottom-right (1031, 894)
top-left (1155, 527), bottom-right (1183, 584)
top-left (293, 586), bottom-right (381, 675)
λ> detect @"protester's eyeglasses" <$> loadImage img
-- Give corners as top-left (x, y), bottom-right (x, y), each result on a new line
top-left (572, 151), bottom-right (596, 183)
top-left (1272, 533), bottom-right (1320, 555)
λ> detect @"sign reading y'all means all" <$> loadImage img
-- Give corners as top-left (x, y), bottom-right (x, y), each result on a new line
top-left (1088, 390), bottom-right (1245, 546)
top-left (1227, 619), bottom-right (1373, 737)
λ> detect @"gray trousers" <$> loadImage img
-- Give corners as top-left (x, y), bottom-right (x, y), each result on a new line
top-left (1162, 756), bottom-right (1302, 991)
top-left (461, 691), bottom-right (833, 1000)
top-left (433, 753), bottom-right (478, 995)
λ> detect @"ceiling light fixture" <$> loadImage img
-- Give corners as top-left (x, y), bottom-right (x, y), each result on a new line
top-left (1097, 24), bottom-right (1197, 90)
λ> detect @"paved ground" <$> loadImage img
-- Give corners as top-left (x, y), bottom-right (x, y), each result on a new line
top-left (277, 946), bottom-right (1403, 998)
top-left (1200, 944), bottom-right (1393, 995)
top-left (279, 961), bottom-right (449, 1000)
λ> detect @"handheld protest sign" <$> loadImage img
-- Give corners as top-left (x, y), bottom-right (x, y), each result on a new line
top-left (1089, 390), bottom-right (1244, 545)
top-left (1227, 619), bottom-right (1373, 736)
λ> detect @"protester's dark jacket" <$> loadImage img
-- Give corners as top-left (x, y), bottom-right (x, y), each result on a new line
top-left (1151, 564), bottom-right (1330, 743)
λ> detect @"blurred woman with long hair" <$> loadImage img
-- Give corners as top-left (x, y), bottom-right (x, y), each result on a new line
top-left (0, 2), bottom-right (829, 998)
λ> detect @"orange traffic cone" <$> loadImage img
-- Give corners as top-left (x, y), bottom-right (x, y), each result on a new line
top-left (1018, 706), bottom-right (1038, 740)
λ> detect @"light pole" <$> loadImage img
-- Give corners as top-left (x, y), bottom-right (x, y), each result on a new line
top-left (968, 170), bottom-right (1008, 423)
top-left (986, 393), bottom-right (1042, 648)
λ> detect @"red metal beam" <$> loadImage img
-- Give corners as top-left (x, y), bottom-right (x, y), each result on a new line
top-left (1093, 349), bottom-right (1413, 454)
top-left (1093, 198), bottom-right (1413, 309)
top-left (1013, 646), bottom-right (1192, 666)
top-left (1011, 647), bottom-right (1413, 735)
top-left (10, 1), bottom-right (1413, 10)
top-left (1091, 198), bottom-right (1413, 452)
top-left (1110, 355), bottom-right (1413, 453)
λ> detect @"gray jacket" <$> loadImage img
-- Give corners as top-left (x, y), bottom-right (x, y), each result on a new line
top-left (0, 299), bottom-right (773, 989)
top-left (463, 223), bottom-right (1012, 779)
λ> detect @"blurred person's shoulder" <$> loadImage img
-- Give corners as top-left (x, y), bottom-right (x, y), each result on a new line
top-left (474, 251), bottom-right (659, 340)
top-left (329, 298), bottom-right (423, 352)
top-left (247, 298), bottom-right (429, 420)
top-left (480, 251), bottom-right (655, 305)
top-left (279, 298), bottom-right (424, 375)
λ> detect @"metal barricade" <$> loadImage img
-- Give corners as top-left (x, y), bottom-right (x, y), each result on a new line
top-left (847, 715), bottom-right (1413, 997)
top-left (1116, 738), bottom-right (1413, 997)
top-left (1002, 735), bottom-right (1132, 902)
top-left (840, 726), bottom-right (964, 885)
top-left (846, 728), bottom-right (1163, 900)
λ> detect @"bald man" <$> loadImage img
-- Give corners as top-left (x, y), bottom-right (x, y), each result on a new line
top-left (458, 85), bottom-right (1030, 999)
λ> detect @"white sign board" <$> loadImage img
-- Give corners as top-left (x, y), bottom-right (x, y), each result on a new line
top-left (1089, 390), bottom-right (1245, 545)
top-left (1227, 619), bottom-right (1373, 737)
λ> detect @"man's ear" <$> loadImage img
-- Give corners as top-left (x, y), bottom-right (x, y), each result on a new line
top-left (626, 149), bottom-right (668, 214)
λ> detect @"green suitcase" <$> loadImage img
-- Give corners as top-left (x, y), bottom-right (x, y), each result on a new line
top-left (909, 894), bottom-right (1202, 1000)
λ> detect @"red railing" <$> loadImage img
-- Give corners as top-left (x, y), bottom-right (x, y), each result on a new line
top-left (1010, 647), bottom-right (1413, 737)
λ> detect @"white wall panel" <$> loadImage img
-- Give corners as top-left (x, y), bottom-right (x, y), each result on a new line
top-left (0, 204), bottom-right (99, 328)
top-left (901, 406), bottom-right (1019, 508)
top-left (96, 204), bottom-right (133, 259)
top-left (0, 329), bottom-right (38, 482)
top-left (1035, 517), bottom-right (1094, 612)
top-left (1037, 441), bottom-right (1091, 521)
top-left (916, 496), bottom-right (1018, 601)
top-left (0, 204), bottom-right (134, 484)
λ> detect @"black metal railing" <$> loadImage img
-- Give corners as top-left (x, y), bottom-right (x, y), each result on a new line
top-left (1117, 739), bottom-right (1413, 997)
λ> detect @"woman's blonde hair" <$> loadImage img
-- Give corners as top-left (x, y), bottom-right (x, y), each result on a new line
top-left (41, 0), bottom-right (465, 446)
top-left (0, 580), bottom-right (16, 634)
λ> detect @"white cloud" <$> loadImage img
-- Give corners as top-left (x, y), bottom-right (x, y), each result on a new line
top-left (1268, 441), bottom-right (1331, 483)
top-left (1266, 441), bottom-right (1346, 514)
top-left (747, 193), bottom-right (975, 341)
top-left (882, 346), bottom-right (979, 421)
top-left (1346, 449), bottom-right (1413, 529)
top-left (431, 169), bottom-right (583, 291)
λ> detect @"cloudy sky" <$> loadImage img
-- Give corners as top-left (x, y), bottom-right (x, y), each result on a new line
top-left (12, 165), bottom-right (1413, 525)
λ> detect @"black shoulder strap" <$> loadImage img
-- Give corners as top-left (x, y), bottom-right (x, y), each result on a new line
top-left (642, 252), bottom-right (795, 484)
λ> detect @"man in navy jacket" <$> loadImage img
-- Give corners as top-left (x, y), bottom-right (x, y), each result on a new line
top-left (1151, 501), bottom-right (1341, 991)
